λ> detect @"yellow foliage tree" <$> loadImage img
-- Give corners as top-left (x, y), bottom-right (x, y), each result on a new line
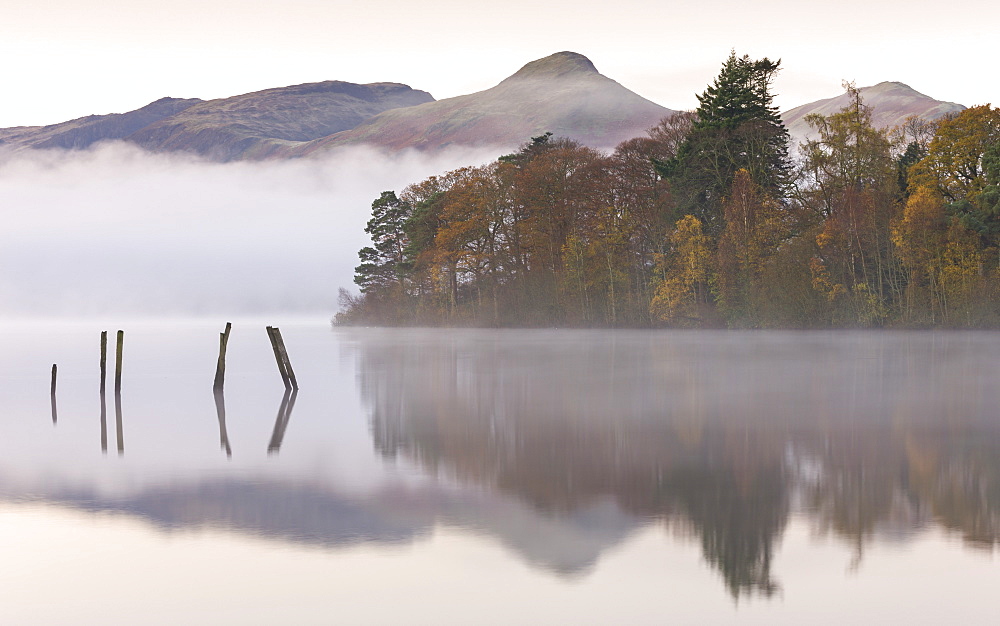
top-left (650, 215), bottom-right (711, 324)
top-left (891, 186), bottom-right (946, 321)
top-left (909, 105), bottom-right (1000, 203)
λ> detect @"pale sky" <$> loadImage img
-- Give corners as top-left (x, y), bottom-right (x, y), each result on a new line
top-left (1, 0), bottom-right (996, 127)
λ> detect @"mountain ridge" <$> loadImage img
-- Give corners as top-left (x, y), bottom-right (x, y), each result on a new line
top-left (0, 55), bottom-right (974, 161)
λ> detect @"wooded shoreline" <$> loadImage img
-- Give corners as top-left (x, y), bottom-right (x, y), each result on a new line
top-left (339, 54), bottom-right (1000, 330)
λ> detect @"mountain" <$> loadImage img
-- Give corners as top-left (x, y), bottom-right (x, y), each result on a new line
top-left (782, 81), bottom-right (966, 145)
top-left (0, 97), bottom-right (201, 151)
top-left (127, 80), bottom-right (434, 161)
top-left (283, 51), bottom-right (676, 156)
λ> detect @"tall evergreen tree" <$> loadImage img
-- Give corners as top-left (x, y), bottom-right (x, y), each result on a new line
top-left (354, 191), bottom-right (411, 294)
top-left (659, 52), bottom-right (790, 238)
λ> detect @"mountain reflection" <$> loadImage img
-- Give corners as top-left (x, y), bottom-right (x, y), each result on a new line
top-left (350, 329), bottom-right (1000, 597)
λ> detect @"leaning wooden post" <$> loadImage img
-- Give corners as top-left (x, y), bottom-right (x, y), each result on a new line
top-left (272, 327), bottom-right (298, 391)
top-left (213, 322), bottom-right (232, 391)
top-left (50, 364), bottom-right (58, 424)
top-left (266, 326), bottom-right (291, 390)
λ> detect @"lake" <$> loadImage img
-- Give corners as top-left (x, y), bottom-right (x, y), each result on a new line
top-left (1, 321), bottom-right (998, 623)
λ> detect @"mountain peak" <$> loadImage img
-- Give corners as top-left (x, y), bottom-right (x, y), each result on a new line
top-left (866, 81), bottom-right (920, 95)
top-left (506, 52), bottom-right (599, 81)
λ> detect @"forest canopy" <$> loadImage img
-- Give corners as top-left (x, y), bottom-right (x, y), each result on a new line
top-left (338, 54), bottom-right (1000, 328)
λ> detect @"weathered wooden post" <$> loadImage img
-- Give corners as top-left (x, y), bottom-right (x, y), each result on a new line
top-left (213, 322), bottom-right (232, 391)
top-left (100, 331), bottom-right (107, 453)
top-left (115, 330), bottom-right (124, 455)
top-left (266, 326), bottom-right (291, 390)
top-left (50, 364), bottom-right (57, 424)
top-left (100, 331), bottom-right (107, 393)
top-left (114, 330), bottom-right (123, 395)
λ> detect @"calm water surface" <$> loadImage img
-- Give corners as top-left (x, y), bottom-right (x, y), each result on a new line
top-left (1, 321), bottom-right (998, 623)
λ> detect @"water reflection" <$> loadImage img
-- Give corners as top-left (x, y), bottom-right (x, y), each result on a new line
top-left (6, 328), bottom-right (1000, 602)
top-left (350, 329), bottom-right (1000, 597)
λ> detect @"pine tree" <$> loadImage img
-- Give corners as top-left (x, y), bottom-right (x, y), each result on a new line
top-left (658, 52), bottom-right (790, 238)
top-left (354, 191), bottom-right (411, 294)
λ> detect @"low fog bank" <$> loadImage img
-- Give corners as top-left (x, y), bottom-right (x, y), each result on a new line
top-left (0, 142), bottom-right (503, 318)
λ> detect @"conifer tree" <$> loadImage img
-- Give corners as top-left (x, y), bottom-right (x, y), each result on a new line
top-left (354, 191), bottom-right (411, 294)
top-left (658, 52), bottom-right (790, 238)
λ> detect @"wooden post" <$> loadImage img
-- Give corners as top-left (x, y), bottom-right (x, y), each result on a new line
top-left (50, 364), bottom-right (58, 424)
top-left (114, 330), bottom-right (124, 395)
top-left (100, 331), bottom-right (108, 453)
top-left (114, 330), bottom-right (124, 455)
top-left (266, 326), bottom-right (291, 390)
top-left (272, 327), bottom-right (298, 391)
top-left (213, 322), bottom-right (232, 391)
top-left (100, 331), bottom-right (107, 395)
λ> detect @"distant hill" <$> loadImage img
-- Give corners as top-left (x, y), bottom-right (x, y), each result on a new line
top-left (127, 80), bottom-right (434, 161)
top-left (0, 97), bottom-right (201, 151)
top-left (283, 51), bottom-right (676, 156)
top-left (782, 82), bottom-right (966, 146)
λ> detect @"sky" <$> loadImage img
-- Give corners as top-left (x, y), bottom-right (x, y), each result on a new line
top-left (1, 0), bottom-right (996, 128)
top-left (0, 0), bottom-right (997, 318)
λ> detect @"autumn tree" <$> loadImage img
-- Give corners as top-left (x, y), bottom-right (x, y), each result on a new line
top-left (908, 105), bottom-right (1000, 245)
top-left (798, 85), bottom-right (902, 325)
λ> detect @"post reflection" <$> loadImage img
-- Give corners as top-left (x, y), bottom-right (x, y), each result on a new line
top-left (349, 329), bottom-right (1000, 597)
top-left (100, 386), bottom-right (107, 453)
top-left (214, 389), bottom-right (232, 458)
top-left (114, 389), bottom-right (124, 455)
top-left (267, 389), bottom-right (298, 454)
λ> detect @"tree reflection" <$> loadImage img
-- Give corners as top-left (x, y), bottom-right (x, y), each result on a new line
top-left (351, 329), bottom-right (1000, 595)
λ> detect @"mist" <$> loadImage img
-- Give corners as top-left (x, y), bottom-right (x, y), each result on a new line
top-left (0, 142), bottom-right (503, 319)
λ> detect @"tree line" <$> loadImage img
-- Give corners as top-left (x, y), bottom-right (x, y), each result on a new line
top-left (338, 52), bottom-right (1000, 328)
